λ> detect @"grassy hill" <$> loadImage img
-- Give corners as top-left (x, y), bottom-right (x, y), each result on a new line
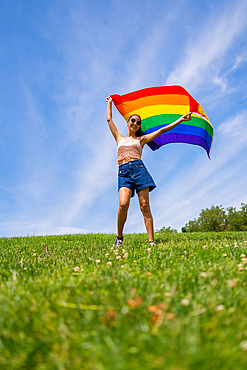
top-left (1, 232), bottom-right (247, 369)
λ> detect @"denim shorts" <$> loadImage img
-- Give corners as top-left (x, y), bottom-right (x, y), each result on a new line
top-left (118, 160), bottom-right (156, 197)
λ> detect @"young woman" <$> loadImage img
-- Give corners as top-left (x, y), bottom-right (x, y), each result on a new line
top-left (106, 96), bottom-right (191, 246)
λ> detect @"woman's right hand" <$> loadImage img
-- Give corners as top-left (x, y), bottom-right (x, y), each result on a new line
top-left (106, 96), bottom-right (112, 103)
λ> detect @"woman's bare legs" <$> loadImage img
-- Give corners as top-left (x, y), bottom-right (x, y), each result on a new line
top-left (117, 187), bottom-right (132, 238)
top-left (138, 188), bottom-right (154, 242)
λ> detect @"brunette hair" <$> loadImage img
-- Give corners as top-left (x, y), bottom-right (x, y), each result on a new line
top-left (128, 114), bottom-right (144, 137)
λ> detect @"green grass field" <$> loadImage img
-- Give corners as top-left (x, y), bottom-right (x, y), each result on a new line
top-left (1, 232), bottom-right (247, 370)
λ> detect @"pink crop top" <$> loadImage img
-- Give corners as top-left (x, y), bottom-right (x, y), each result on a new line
top-left (117, 137), bottom-right (142, 162)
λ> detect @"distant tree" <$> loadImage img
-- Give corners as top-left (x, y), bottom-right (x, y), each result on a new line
top-left (184, 203), bottom-right (247, 232)
top-left (198, 205), bottom-right (227, 232)
top-left (184, 219), bottom-right (201, 232)
top-left (240, 203), bottom-right (247, 230)
top-left (157, 226), bottom-right (178, 233)
top-left (226, 206), bottom-right (243, 231)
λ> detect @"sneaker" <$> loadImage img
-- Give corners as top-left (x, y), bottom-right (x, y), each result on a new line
top-left (149, 241), bottom-right (155, 247)
top-left (113, 236), bottom-right (124, 247)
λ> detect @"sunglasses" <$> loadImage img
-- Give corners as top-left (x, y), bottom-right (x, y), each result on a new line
top-left (131, 118), bottom-right (141, 125)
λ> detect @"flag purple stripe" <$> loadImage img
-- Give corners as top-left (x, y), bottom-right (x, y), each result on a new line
top-left (146, 133), bottom-right (211, 157)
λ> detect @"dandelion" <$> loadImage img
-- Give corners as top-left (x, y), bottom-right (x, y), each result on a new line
top-left (107, 261), bottom-right (112, 266)
top-left (230, 279), bottom-right (237, 288)
top-left (200, 272), bottom-right (208, 278)
top-left (127, 297), bottom-right (143, 308)
top-left (181, 298), bottom-right (190, 306)
top-left (157, 302), bottom-right (168, 310)
top-left (12, 271), bottom-right (17, 281)
top-left (102, 310), bottom-right (118, 327)
top-left (164, 292), bottom-right (171, 297)
top-left (149, 308), bottom-right (164, 327)
top-left (215, 305), bottom-right (225, 312)
top-left (166, 312), bottom-right (175, 320)
top-left (95, 259), bottom-right (101, 264)
top-left (239, 341), bottom-right (247, 351)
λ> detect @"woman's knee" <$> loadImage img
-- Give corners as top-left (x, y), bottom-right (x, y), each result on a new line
top-left (119, 199), bottom-right (129, 211)
top-left (140, 200), bottom-right (151, 215)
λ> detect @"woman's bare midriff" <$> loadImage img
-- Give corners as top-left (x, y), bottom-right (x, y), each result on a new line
top-left (118, 157), bottom-right (140, 165)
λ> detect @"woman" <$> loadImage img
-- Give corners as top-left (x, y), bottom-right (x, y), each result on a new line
top-left (106, 96), bottom-right (191, 246)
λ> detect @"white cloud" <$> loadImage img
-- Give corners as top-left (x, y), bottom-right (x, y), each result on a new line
top-left (166, 2), bottom-right (247, 91)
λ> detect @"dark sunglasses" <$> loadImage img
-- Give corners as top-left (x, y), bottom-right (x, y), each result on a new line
top-left (131, 118), bottom-right (141, 125)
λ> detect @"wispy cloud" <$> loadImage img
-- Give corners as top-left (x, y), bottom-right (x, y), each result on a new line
top-left (166, 1), bottom-right (247, 92)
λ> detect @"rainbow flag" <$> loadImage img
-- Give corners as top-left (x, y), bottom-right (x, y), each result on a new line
top-left (111, 86), bottom-right (214, 158)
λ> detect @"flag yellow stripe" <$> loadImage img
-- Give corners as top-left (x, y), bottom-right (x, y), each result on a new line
top-left (123, 104), bottom-right (189, 121)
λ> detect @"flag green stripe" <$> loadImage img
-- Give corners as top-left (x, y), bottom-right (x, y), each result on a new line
top-left (141, 114), bottom-right (213, 138)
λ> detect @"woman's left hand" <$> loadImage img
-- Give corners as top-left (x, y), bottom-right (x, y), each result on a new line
top-left (181, 113), bottom-right (192, 121)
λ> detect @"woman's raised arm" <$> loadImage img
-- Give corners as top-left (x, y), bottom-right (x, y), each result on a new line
top-left (106, 97), bottom-right (122, 143)
top-left (140, 113), bottom-right (192, 146)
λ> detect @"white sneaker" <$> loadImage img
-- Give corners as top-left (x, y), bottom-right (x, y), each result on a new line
top-left (113, 236), bottom-right (124, 247)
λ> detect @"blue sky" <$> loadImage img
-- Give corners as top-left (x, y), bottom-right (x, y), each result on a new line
top-left (1, 0), bottom-right (247, 237)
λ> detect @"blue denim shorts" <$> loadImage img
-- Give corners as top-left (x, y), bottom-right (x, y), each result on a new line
top-left (118, 160), bottom-right (156, 197)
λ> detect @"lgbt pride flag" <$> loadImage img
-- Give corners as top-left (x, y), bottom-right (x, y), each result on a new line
top-left (111, 86), bottom-right (214, 158)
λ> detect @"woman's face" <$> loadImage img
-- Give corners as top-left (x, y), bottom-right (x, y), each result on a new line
top-left (127, 115), bottom-right (141, 132)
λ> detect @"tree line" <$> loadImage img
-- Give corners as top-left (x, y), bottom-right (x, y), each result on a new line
top-left (181, 203), bottom-right (247, 232)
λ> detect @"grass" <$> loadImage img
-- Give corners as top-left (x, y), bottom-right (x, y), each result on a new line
top-left (1, 232), bottom-right (247, 369)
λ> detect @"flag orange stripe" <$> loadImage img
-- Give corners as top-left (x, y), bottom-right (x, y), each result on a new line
top-left (116, 94), bottom-right (190, 116)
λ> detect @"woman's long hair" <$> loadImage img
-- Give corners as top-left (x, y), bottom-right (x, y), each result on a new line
top-left (128, 114), bottom-right (144, 137)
